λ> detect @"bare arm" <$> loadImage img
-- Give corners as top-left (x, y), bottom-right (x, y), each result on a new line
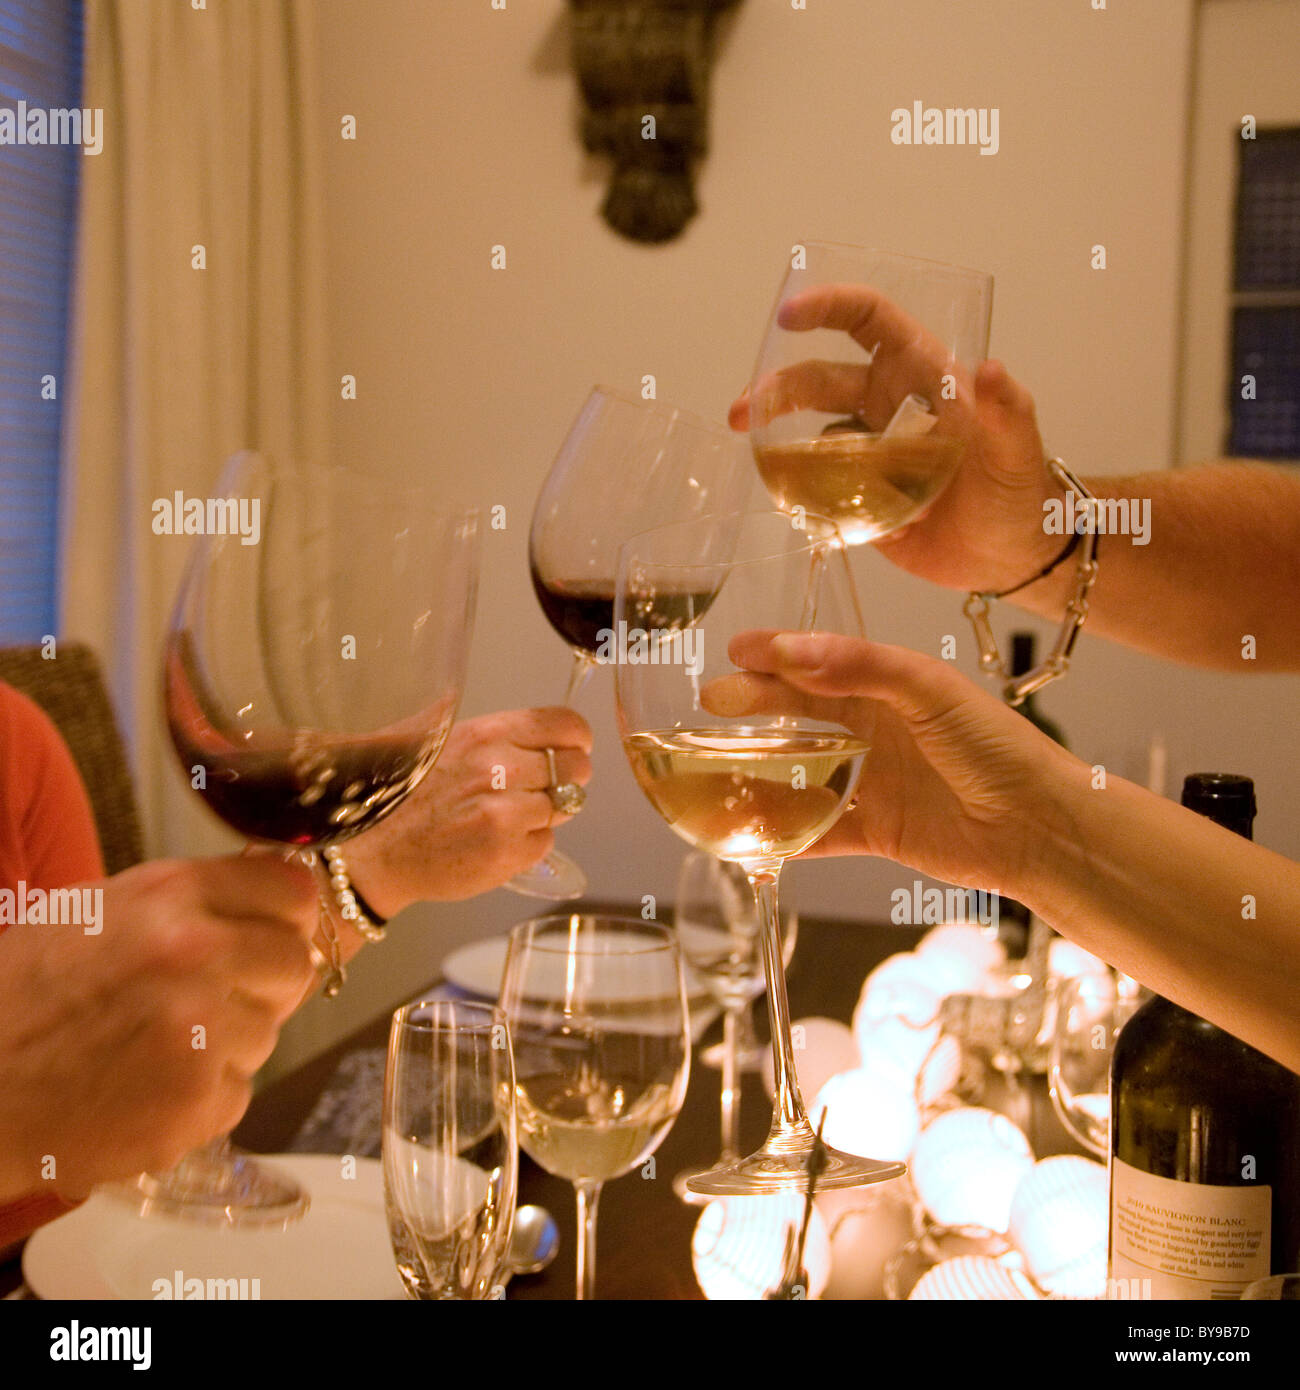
top-left (1010, 462), bottom-right (1300, 672)
top-left (729, 284), bottom-right (1300, 673)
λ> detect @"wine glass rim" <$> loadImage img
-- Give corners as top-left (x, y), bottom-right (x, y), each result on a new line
top-left (585, 384), bottom-right (734, 439)
top-left (216, 451), bottom-right (479, 518)
top-left (507, 913), bottom-right (679, 955)
top-left (392, 997), bottom-right (506, 1033)
top-left (616, 507), bottom-right (844, 571)
top-left (789, 240), bottom-right (993, 284)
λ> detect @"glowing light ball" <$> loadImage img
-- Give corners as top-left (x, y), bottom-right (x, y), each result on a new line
top-left (855, 954), bottom-right (944, 1028)
top-left (817, 1182), bottom-right (916, 1301)
top-left (910, 1108), bottom-right (1034, 1233)
top-left (760, 1016), bottom-right (857, 1103)
top-left (917, 923), bottom-right (1006, 994)
top-left (852, 1005), bottom-right (939, 1085)
top-left (692, 1195), bottom-right (831, 1300)
top-left (1008, 1156), bottom-right (1108, 1299)
top-left (1048, 939), bottom-right (1110, 982)
top-left (914, 1032), bottom-right (963, 1106)
top-left (909, 1255), bottom-right (1040, 1301)
top-left (809, 1068), bottom-right (919, 1163)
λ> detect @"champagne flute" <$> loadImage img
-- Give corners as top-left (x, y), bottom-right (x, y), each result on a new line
top-left (672, 849), bottom-right (798, 1199)
top-left (1048, 972), bottom-right (1142, 1157)
top-left (384, 999), bottom-right (517, 1300)
top-left (747, 243), bottom-right (993, 544)
top-left (500, 915), bottom-right (690, 1300)
top-left (110, 453), bottom-right (478, 1226)
top-left (615, 508), bottom-right (906, 1195)
top-left (510, 386), bottom-right (753, 899)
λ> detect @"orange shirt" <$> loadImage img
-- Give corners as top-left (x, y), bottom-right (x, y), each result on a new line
top-left (0, 679), bottom-right (105, 1252)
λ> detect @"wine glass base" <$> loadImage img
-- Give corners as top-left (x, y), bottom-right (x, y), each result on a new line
top-left (683, 1145), bottom-right (906, 1197)
top-left (672, 1163), bottom-right (727, 1205)
top-left (503, 851), bottom-right (587, 901)
top-left (102, 1149), bottom-right (310, 1228)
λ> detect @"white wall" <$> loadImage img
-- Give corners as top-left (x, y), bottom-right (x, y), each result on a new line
top-left (264, 0), bottom-right (1300, 1079)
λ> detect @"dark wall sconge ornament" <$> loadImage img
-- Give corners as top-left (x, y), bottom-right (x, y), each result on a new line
top-left (569, 0), bottom-right (741, 244)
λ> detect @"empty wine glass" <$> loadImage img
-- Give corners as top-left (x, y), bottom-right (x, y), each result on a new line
top-left (109, 453), bottom-right (478, 1226)
top-left (511, 386), bottom-right (753, 900)
top-left (500, 915), bottom-right (691, 1300)
top-left (672, 849), bottom-right (797, 1199)
top-left (615, 508), bottom-right (905, 1196)
top-left (1049, 973), bottom-right (1142, 1157)
top-left (746, 242), bottom-right (992, 544)
top-left (384, 999), bottom-right (517, 1300)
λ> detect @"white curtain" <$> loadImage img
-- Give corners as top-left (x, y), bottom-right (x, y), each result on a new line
top-left (59, 0), bottom-right (331, 854)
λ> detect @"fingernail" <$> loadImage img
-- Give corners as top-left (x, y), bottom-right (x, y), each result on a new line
top-left (772, 633), bottom-right (821, 666)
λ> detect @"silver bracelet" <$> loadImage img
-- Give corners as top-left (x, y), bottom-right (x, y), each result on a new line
top-left (963, 458), bottom-right (1100, 707)
top-left (322, 845), bottom-right (387, 943)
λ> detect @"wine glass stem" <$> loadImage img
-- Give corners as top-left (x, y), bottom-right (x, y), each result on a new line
top-left (564, 649), bottom-right (596, 705)
top-left (720, 1006), bottom-right (741, 1160)
top-left (574, 1179), bottom-right (602, 1301)
top-left (747, 865), bottom-right (812, 1142)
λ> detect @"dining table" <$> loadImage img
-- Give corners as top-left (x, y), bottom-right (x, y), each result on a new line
top-left (1, 906), bottom-right (1081, 1301)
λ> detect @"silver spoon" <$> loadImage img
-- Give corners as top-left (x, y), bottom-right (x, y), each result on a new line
top-left (508, 1204), bottom-right (560, 1275)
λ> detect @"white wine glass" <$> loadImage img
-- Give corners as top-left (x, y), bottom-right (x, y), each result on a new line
top-left (1049, 972), bottom-right (1142, 1157)
top-left (672, 849), bottom-right (797, 1199)
top-left (499, 914), bottom-right (690, 1300)
top-left (512, 386), bottom-right (753, 900)
top-left (615, 508), bottom-right (906, 1196)
top-left (747, 243), bottom-right (992, 544)
top-left (109, 453), bottom-right (478, 1226)
top-left (384, 999), bottom-right (517, 1300)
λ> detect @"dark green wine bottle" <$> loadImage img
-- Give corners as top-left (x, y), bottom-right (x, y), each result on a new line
top-left (995, 633), bottom-right (1065, 957)
top-left (1108, 773), bottom-right (1300, 1299)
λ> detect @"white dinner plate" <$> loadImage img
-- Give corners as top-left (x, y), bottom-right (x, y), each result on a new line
top-left (441, 930), bottom-right (708, 1004)
top-left (23, 1154), bottom-right (404, 1301)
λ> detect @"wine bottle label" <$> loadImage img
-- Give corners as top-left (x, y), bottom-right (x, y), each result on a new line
top-left (1110, 1156), bottom-right (1271, 1299)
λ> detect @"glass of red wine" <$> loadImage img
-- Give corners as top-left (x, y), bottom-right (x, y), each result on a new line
top-left (514, 387), bottom-right (753, 900)
top-left (110, 452), bottom-right (479, 1226)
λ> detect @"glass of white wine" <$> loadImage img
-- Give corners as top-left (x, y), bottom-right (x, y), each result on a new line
top-left (746, 243), bottom-right (992, 545)
top-left (1048, 972), bottom-right (1142, 1157)
top-left (615, 508), bottom-right (906, 1196)
top-left (499, 915), bottom-right (690, 1300)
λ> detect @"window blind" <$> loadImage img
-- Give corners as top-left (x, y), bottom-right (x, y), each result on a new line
top-left (0, 0), bottom-right (82, 642)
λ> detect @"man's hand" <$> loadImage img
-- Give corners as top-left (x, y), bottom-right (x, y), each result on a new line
top-left (730, 284), bottom-right (1061, 594)
top-left (0, 856), bottom-right (319, 1199)
top-left (342, 707), bottom-right (593, 915)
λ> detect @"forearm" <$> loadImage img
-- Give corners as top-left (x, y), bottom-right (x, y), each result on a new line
top-left (1023, 762), bottom-right (1300, 1071)
top-left (1011, 462), bottom-right (1300, 672)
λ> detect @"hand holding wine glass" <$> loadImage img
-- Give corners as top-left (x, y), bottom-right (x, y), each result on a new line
top-left (110, 453), bottom-right (479, 1226)
top-left (730, 244), bottom-right (1064, 596)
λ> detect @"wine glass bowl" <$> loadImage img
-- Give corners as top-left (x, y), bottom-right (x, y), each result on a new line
top-left (748, 243), bottom-right (993, 545)
top-left (1049, 972), bottom-right (1141, 1158)
top-left (110, 454), bottom-right (480, 1226)
top-left (383, 999), bottom-right (518, 1301)
top-left (500, 914), bottom-right (691, 1299)
top-left (615, 509), bottom-right (905, 1196)
top-left (513, 387), bottom-right (754, 900)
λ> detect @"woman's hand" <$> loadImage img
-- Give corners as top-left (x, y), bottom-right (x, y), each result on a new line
top-left (704, 630), bottom-right (1083, 900)
top-left (342, 707), bottom-right (593, 916)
